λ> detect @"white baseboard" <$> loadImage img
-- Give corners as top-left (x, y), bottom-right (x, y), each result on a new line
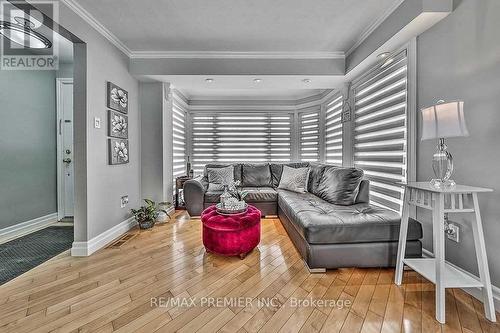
top-left (71, 217), bottom-right (137, 256)
top-left (421, 248), bottom-right (500, 311)
top-left (0, 213), bottom-right (58, 244)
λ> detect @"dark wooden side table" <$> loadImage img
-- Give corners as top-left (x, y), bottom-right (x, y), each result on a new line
top-left (175, 176), bottom-right (192, 209)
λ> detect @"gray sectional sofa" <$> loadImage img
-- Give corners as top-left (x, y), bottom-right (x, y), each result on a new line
top-left (184, 162), bottom-right (422, 271)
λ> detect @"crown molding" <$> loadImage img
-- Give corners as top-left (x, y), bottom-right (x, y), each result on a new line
top-left (346, 0), bottom-right (405, 56)
top-left (60, 0), bottom-right (132, 57)
top-left (129, 51), bottom-right (345, 60)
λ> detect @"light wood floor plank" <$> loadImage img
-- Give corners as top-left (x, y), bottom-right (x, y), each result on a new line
top-left (0, 211), bottom-right (497, 333)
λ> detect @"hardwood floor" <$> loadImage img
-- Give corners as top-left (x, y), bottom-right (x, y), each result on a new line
top-left (0, 211), bottom-right (498, 332)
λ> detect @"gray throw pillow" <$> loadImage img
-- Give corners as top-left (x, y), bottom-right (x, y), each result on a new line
top-left (316, 167), bottom-right (364, 205)
top-left (242, 164), bottom-right (272, 187)
top-left (207, 165), bottom-right (234, 191)
top-left (278, 166), bottom-right (310, 193)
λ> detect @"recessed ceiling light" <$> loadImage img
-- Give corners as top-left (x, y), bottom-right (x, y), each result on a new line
top-left (253, 78), bottom-right (262, 83)
top-left (302, 79), bottom-right (312, 83)
top-left (377, 52), bottom-right (391, 60)
top-left (205, 78), bottom-right (214, 83)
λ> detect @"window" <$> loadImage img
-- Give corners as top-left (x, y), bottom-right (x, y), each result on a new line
top-left (298, 107), bottom-right (320, 162)
top-left (352, 50), bottom-right (408, 213)
top-left (191, 112), bottom-right (293, 173)
top-left (325, 93), bottom-right (343, 165)
top-left (172, 92), bottom-right (187, 179)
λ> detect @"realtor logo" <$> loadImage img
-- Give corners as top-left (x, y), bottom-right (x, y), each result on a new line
top-left (0, 0), bottom-right (59, 70)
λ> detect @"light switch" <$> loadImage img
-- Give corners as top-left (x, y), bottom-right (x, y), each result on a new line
top-left (94, 117), bottom-right (101, 129)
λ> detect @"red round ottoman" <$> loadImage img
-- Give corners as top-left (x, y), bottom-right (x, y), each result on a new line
top-left (201, 205), bottom-right (261, 259)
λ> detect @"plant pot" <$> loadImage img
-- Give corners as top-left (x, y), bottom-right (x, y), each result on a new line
top-left (138, 219), bottom-right (155, 230)
top-left (156, 210), bottom-right (170, 224)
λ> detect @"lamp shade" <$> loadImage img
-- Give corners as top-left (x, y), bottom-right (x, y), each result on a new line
top-left (420, 101), bottom-right (469, 141)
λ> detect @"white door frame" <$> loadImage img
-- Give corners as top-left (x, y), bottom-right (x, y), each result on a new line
top-left (56, 77), bottom-right (74, 221)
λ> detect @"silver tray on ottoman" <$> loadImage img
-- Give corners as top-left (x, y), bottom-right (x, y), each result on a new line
top-left (215, 202), bottom-right (248, 215)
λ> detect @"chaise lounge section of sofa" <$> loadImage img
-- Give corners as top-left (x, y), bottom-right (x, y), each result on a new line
top-left (184, 162), bottom-right (422, 270)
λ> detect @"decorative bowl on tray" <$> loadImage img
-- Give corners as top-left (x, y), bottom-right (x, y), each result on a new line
top-left (216, 202), bottom-right (248, 215)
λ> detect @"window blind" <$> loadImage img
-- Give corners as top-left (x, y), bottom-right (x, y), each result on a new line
top-left (325, 94), bottom-right (343, 165)
top-left (191, 112), bottom-right (292, 173)
top-left (172, 93), bottom-right (187, 179)
top-left (353, 50), bottom-right (408, 213)
top-left (298, 107), bottom-right (320, 162)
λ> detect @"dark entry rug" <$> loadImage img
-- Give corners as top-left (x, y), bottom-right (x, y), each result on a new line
top-left (0, 226), bottom-right (73, 285)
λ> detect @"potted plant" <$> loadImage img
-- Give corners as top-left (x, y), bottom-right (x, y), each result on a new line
top-left (131, 199), bottom-right (158, 229)
top-left (156, 201), bottom-right (173, 223)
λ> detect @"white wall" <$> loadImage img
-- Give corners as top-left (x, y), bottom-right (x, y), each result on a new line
top-left (0, 70), bottom-right (57, 229)
top-left (56, 4), bottom-right (141, 242)
top-left (417, 0), bottom-right (500, 287)
top-left (140, 82), bottom-right (164, 203)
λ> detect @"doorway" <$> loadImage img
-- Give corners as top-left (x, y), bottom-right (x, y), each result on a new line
top-left (56, 78), bottom-right (74, 221)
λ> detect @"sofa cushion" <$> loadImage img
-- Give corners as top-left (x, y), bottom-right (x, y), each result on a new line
top-left (205, 190), bottom-right (224, 203)
top-left (278, 166), bottom-right (310, 193)
top-left (205, 187), bottom-right (278, 204)
top-left (241, 187), bottom-right (277, 202)
top-left (307, 162), bottom-right (327, 196)
top-left (277, 189), bottom-right (422, 244)
top-left (316, 167), bottom-right (364, 205)
top-left (270, 162), bottom-right (309, 187)
top-left (207, 165), bottom-right (234, 191)
top-left (204, 164), bottom-right (242, 182)
top-left (242, 164), bottom-right (272, 187)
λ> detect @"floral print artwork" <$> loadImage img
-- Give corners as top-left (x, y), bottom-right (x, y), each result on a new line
top-left (108, 110), bottom-right (128, 139)
top-left (111, 87), bottom-right (128, 108)
top-left (109, 138), bottom-right (129, 165)
top-left (107, 82), bottom-right (128, 113)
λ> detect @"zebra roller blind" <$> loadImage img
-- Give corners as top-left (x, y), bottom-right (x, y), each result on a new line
top-left (353, 50), bottom-right (408, 213)
top-left (298, 107), bottom-right (320, 162)
top-left (325, 94), bottom-right (343, 165)
top-left (172, 92), bottom-right (187, 179)
top-left (191, 112), bottom-right (293, 173)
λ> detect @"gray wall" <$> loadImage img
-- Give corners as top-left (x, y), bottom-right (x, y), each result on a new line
top-left (0, 70), bottom-right (57, 228)
top-left (417, 0), bottom-right (500, 286)
top-left (140, 82), bottom-right (164, 203)
top-left (57, 4), bottom-right (141, 241)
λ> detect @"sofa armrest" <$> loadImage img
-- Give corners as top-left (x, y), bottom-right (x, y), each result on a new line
top-left (355, 179), bottom-right (370, 204)
top-left (184, 176), bottom-right (208, 216)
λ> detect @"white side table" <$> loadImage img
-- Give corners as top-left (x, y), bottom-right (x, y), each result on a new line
top-left (395, 182), bottom-right (496, 323)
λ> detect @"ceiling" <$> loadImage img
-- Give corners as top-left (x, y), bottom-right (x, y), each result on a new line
top-left (70, 0), bottom-right (401, 99)
top-left (74, 0), bottom-right (399, 53)
top-left (137, 75), bottom-right (346, 100)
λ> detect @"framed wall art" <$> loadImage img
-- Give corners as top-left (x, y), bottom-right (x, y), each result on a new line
top-left (108, 138), bottom-right (129, 165)
top-left (107, 81), bottom-right (128, 114)
top-left (108, 110), bottom-right (128, 139)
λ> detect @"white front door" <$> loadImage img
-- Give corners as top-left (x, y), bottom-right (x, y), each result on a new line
top-left (57, 78), bottom-right (74, 220)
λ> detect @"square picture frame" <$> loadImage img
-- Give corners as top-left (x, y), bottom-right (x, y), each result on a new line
top-left (108, 110), bottom-right (128, 139)
top-left (108, 138), bottom-right (129, 165)
top-left (106, 81), bottom-right (128, 114)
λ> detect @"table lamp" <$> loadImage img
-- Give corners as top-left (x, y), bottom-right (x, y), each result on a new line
top-left (421, 100), bottom-right (469, 188)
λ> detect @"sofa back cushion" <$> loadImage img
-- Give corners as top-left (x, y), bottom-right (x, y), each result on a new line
top-left (307, 162), bottom-right (327, 196)
top-left (270, 162), bottom-right (309, 187)
top-left (204, 163), bottom-right (242, 182)
top-left (242, 164), bottom-right (272, 187)
top-left (316, 167), bottom-right (364, 205)
top-left (206, 165), bottom-right (234, 191)
top-left (278, 166), bottom-right (310, 193)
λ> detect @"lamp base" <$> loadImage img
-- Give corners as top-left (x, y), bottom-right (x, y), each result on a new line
top-left (430, 178), bottom-right (456, 189)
